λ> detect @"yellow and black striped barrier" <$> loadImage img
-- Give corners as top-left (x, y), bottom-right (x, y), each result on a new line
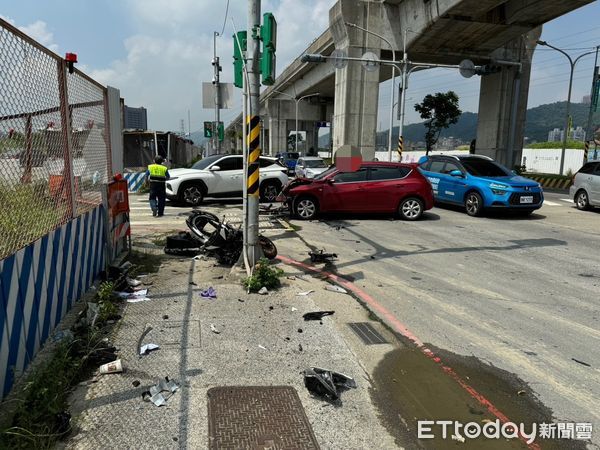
top-left (526, 175), bottom-right (571, 190)
top-left (584, 141), bottom-right (589, 162)
top-left (247, 115), bottom-right (260, 197)
top-left (397, 135), bottom-right (403, 162)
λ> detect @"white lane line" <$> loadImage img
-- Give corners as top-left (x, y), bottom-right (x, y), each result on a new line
top-left (543, 201), bottom-right (561, 206)
top-left (560, 198), bottom-right (573, 203)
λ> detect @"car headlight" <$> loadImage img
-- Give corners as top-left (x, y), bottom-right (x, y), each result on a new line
top-left (168, 177), bottom-right (178, 180)
top-left (489, 182), bottom-right (509, 195)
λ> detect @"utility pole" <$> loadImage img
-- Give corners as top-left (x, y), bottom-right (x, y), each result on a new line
top-left (213, 31), bottom-right (222, 155)
top-left (586, 46), bottom-right (599, 143)
top-left (246, 0), bottom-right (262, 266)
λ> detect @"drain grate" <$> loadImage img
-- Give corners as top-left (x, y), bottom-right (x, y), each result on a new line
top-left (348, 322), bottom-right (388, 345)
top-left (208, 386), bottom-right (320, 450)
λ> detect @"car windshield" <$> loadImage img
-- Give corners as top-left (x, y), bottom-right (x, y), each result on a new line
top-left (314, 166), bottom-right (337, 180)
top-left (305, 159), bottom-right (327, 168)
top-left (191, 155), bottom-right (222, 170)
top-left (461, 159), bottom-right (510, 177)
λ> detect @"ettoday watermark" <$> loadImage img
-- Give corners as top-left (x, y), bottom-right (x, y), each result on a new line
top-left (417, 420), bottom-right (593, 444)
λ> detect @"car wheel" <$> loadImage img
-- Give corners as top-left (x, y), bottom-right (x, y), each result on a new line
top-left (294, 197), bottom-right (319, 220)
top-left (398, 197), bottom-right (423, 221)
top-left (260, 181), bottom-right (281, 202)
top-left (465, 191), bottom-right (484, 217)
top-left (575, 189), bottom-right (590, 210)
top-left (181, 183), bottom-right (205, 206)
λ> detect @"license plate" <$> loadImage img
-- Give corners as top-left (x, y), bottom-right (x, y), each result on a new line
top-left (520, 196), bottom-right (534, 204)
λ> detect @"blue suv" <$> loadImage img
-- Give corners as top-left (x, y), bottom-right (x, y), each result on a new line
top-left (418, 154), bottom-right (544, 216)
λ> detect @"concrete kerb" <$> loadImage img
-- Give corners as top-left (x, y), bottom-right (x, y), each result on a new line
top-left (275, 254), bottom-right (541, 450)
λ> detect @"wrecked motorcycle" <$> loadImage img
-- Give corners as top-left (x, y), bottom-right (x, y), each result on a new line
top-left (165, 210), bottom-right (277, 265)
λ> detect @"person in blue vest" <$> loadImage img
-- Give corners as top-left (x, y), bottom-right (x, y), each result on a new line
top-left (145, 156), bottom-right (170, 217)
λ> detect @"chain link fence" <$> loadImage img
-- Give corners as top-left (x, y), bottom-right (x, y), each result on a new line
top-left (0, 18), bottom-right (111, 259)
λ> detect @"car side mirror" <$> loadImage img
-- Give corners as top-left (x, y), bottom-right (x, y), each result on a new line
top-left (449, 170), bottom-right (464, 178)
top-left (327, 178), bottom-right (335, 184)
top-left (209, 165), bottom-right (220, 171)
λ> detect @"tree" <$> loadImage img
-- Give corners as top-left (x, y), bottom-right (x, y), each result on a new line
top-left (414, 91), bottom-right (462, 154)
top-left (287, 132), bottom-right (303, 151)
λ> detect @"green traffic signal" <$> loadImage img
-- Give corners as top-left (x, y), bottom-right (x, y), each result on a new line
top-left (233, 31), bottom-right (247, 89)
top-left (203, 121), bottom-right (213, 138)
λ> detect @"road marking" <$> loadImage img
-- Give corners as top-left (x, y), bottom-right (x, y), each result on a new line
top-left (560, 198), bottom-right (573, 203)
top-left (543, 201), bottom-right (560, 206)
top-left (277, 254), bottom-right (541, 450)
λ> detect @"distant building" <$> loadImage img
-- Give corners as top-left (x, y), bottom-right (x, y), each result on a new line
top-left (123, 105), bottom-right (148, 130)
top-left (548, 128), bottom-right (563, 142)
top-left (582, 95), bottom-right (591, 104)
top-left (571, 126), bottom-right (586, 141)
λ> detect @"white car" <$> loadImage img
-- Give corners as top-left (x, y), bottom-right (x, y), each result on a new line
top-left (295, 156), bottom-right (328, 179)
top-left (569, 160), bottom-right (600, 210)
top-left (166, 154), bottom-right (289, 205)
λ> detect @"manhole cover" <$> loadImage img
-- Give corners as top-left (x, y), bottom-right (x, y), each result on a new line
top-left (348, 322), bottom-right (388, 345)
top-left (208, 386), bottom-right (320, 450)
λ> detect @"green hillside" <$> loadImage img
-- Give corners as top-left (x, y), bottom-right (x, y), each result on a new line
top-left (318, 102), bottom-right (599, 148)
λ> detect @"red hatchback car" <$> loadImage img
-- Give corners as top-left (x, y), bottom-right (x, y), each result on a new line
top-left (281, 162), bottom-right (434, 220)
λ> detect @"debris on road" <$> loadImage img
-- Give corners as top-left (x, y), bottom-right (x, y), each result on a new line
top-left (291, 307), bottom-right (298, 312)
top-left (325, 285), bottom-right (348, 294)
top-left (126, 277), bottom-right (142, 287)
top-left (298, 275), bottom-right (312, 282)
top-left (137, 324), bottom-right (153, 356)
top-left (142, 377), bottom-right (180, 407)
top-left (258, 345), bottom-right (267, 350)
top-left (309, 250), bottom-right (337, 263)
top-left (210, 323), bottom-right (221, 334)
top-left (99, 359), bottom-right (123, 374)
top-left (303, 367), bottom-right (357, 402)
top-left (571, 358), bottom-right (591, 367)
top-left (139, 343), bottom-right (160, 356)
top-left (199, 286), bottom-right (217, 299)
top-left (303, 311), bottom-right (335, 321)
top-left (117, 289), bottom-right (149, 302)
top-left (517, 390), bottom-right (526, 396)
top-left (132, 380), bottom-right (141, 387)
top-left (258, 287), bottom-right (269, 295)
top-left (297, 290), bottom-right (314, 296)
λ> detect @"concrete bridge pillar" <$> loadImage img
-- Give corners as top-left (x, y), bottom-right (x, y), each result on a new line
top-left (475, 28), bottom-right (541, 169)
top-left (329, 1), bottom-right (383, 162)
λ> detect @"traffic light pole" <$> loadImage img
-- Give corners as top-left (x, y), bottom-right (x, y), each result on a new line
top-left (213, 32), bottom-right (222, 155)
top-left (246, 0), bottom-right (262, 266)
top-left (585, 46), bottom-right (599, 143)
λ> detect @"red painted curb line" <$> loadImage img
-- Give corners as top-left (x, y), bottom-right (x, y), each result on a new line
top-left (277, 254), bottom-right (541, 450)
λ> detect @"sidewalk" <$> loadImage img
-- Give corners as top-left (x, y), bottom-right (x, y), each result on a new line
top-left (65, 247), bottom-right (398, 449)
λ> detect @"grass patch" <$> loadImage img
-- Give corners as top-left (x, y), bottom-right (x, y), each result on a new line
top-left (243, 258), bottom-right (284, 292)
top-left (527, 140), bottom-right (585, 149)
top-left (0, 283), bottom-right (123, 449)
top-left (0, 184), bottom-right (67, 259)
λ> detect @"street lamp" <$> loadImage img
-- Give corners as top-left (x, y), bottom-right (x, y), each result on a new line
top-left (537, 40), bottom-right (595, 174)
top-left (346, 22), bottom-right (397, 162)
top-left (272, 90), bottom-right (320, 155)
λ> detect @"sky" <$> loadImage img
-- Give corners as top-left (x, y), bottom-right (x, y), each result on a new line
top-left (2, 0), bottom-right (600, 134)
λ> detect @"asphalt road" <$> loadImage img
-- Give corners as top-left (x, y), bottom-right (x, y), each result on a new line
top-left (276, 191), bottom-right (600, 443)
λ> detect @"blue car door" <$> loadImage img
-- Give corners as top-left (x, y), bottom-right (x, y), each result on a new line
top-left (424, 159), bottom-right (451, 202)
top-left (441, 160), bottom-right (468, 204)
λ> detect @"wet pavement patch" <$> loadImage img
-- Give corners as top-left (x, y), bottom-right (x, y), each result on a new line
top-left (370, 346), bottom-right (587, 450)
top-left (207, 386), bottom-right (319, 450)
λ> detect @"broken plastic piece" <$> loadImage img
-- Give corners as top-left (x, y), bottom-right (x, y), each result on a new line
top-left (127, 277), bottom-right (142, 287)
top-left (303, 311), bottom-right (335, 321)
top-left (137, 324), bottom-right (153, 356)
top-left (142, 377), bottom-right (180, 407)
top-left (325, 285), bottom-right (348, 294)
top-left (210, 323), bottom-right (220, 334)
top-left (258, 345), bottom-right (267, 350)
top-left (140, 343), bottom-right (160, 355)
top-left (297, 290), bottom-right (314, 296)
top-left (303, 367), bottom-right (356, 402)
top-left (291, 307), bottom-right (298, 312)
top-left (258, 287), bottom-right (268, 295)
top-left (309, 250), bottom-right (337, 263)
top-left (117, 289), bottom-right (148, 300)
top-left (200, 286), bottom-right (217, 299)
top-left (452, 435), bottom-right (465, 443)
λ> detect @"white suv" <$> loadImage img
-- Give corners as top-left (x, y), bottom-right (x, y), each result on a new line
top-left (166, 154), bottom-right (288, 206)
top-left (570, 160), bottom-right (600, 210)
